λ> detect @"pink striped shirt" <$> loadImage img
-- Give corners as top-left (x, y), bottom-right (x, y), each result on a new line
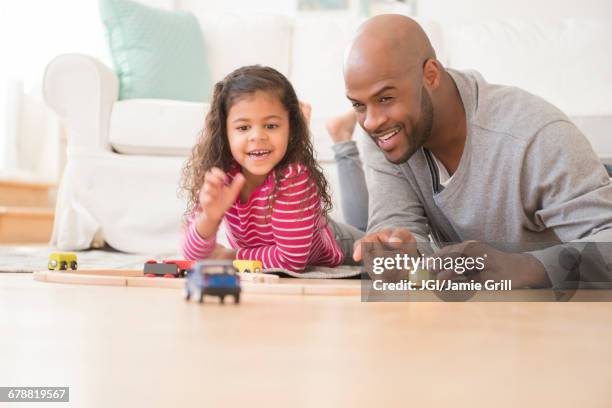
top-left (182, 163), bottom-right (344, 272)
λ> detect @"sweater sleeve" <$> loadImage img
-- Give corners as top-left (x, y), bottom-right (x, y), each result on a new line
top-left (181, 214), bottom-right (217, 261)
top-left (522, 121), bottom-right (612, 287)
top-left (235, 166), bottom-right (319, 272)
top-left (361, 131), bottom-right (431, 242)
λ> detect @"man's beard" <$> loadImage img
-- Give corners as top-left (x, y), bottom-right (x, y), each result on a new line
top-left (387, 87), bottom-right (434, 164)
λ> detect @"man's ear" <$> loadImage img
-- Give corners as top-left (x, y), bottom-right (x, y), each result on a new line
top-left (422, 59), bottom-right (441, 91)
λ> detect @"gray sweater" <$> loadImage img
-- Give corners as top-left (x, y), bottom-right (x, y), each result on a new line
top-left (362, 69), bottom-right (612, 287)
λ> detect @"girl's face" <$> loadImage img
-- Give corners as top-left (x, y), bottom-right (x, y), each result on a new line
top-left (226, 90), bottom-right (289, 186)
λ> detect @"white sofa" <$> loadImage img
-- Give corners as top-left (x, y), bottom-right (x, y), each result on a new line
top-left (43, 7), bottom-right (612, 253)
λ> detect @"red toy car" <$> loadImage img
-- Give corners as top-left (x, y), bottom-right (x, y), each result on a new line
top-left (163, 260), bottom-right (194, 275)
top-left (144, 260), bottom-right (194, 278)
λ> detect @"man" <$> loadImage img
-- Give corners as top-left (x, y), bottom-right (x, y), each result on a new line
top-left (343, 15), bottom-right (612, 288)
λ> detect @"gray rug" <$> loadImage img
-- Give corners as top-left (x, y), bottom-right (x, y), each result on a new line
top-left (0, 245), bottom-right (179, 273)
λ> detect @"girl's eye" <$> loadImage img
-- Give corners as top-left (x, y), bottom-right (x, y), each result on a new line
top-left (264, 124), bottom-right (279, 129)
top-left (237, 125), bottom-right (249, 131)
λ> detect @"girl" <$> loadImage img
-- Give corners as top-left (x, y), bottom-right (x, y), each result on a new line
top-left (181, 65), bottom-right (363, 272)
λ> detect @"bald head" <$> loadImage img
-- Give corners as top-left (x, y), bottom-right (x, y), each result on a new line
top-left (343, 15), bottom-right (443, 164)
top-left (345, 15), bottom-right (436, 78)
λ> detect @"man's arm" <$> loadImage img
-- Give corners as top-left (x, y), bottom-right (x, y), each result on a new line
top-left (360, 131), bottom-right (431, 241)
top-left (522, 120), bottom-right (612, 286)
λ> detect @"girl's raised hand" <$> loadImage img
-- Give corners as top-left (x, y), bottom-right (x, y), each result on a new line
top-left (196, 168), bottom-right (245, 238)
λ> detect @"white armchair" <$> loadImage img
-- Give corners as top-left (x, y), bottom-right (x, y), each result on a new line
top-left (44, 54), bottom-right (193, 253)
top-left (44, 55), bottom-right (118, 152)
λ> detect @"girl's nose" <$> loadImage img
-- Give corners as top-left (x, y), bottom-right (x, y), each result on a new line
top-left (248, 126), bottom-right (268, 142)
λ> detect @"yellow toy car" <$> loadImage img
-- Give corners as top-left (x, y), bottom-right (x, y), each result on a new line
top-left (233, 260), bottom-right (263, 273)
top-left (48, 252), bottom-right (78, 271)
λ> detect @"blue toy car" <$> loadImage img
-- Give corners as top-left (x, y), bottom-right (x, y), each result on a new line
top-left (185, 260), bottom-right (241, 304)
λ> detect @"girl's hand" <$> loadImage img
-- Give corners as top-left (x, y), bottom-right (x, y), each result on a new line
top-left (209, 244), bottom-right (237, 260)
top-left (196, 168), bottom-right (245, 238)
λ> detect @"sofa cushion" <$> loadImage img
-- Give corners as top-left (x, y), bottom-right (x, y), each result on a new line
top-left (289, 13), bottom-right (364, 119)
top-left (446, 19), bottom-right (612, 117)
top-left (100, 0), bottom-right (212, 102)
top-left (109, 99), bottom-right (208, 156)
top-left (186, 12), bottom-right (293, 83)
top-left (108, 99), bottom-right (339, 162)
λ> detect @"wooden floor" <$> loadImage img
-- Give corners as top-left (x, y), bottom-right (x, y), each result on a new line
top-left (0, 179), bottom-right (55, 243)
top-left (2, 273), bottom-right (612, 407)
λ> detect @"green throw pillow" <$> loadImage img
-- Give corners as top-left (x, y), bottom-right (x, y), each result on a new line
top-left (100, 0), bottom-right (211, 102)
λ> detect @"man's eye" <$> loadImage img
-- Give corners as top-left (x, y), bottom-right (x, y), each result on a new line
top-left (380, 96), bottom-right (393, 103)
top-left (352, 102), bottom-right (365, 111)
top-left (237, 125), bottom-right (249, 131)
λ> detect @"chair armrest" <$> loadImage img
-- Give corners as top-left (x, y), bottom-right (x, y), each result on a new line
top-left (43, 54), bottom-right (119, 151)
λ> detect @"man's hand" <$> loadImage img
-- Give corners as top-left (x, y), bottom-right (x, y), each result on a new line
top-left (431, 241), bottom-right (551, 289)
top-left (353, 228), bottom-right (416, 262)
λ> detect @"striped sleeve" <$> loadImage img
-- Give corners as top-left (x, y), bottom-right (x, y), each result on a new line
top-left (181, 215), bottom-right (217, 261)
top-left (235, 165), bottom-right (319, 272)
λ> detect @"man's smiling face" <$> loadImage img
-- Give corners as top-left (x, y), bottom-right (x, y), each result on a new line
top-left (344, 49), bottom-right (434, 164)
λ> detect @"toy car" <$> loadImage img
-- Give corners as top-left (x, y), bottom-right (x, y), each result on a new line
top-left (233, 259), bottom-right (263, 273)
top-left (185, 260), bottom-right (241, 304)
top-left (143, 260), bottom-right (181, 278)
top-left (163, 259), bottom-right (194, 275)
top-left (144, 260), bottom-right (195, 278)
top-left (48, 252), bottom-right (78, 271)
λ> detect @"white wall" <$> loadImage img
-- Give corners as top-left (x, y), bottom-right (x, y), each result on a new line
top-left (0, 0), bottom-right (104, 180)
top-left (0, 1), bottom-right (104, 91)
top-left (417, 0), bottom-right (612, 22)
top-left (177, 0), bottom-right (299, 15)
top-left (177, 0), bottom-right (385, 16)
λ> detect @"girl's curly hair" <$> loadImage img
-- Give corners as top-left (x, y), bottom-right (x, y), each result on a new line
top-left (181, 65), bottom-right (332, 219)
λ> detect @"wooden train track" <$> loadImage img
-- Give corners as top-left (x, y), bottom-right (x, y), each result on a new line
top-left (33, 269), bottom-right (361, 296)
